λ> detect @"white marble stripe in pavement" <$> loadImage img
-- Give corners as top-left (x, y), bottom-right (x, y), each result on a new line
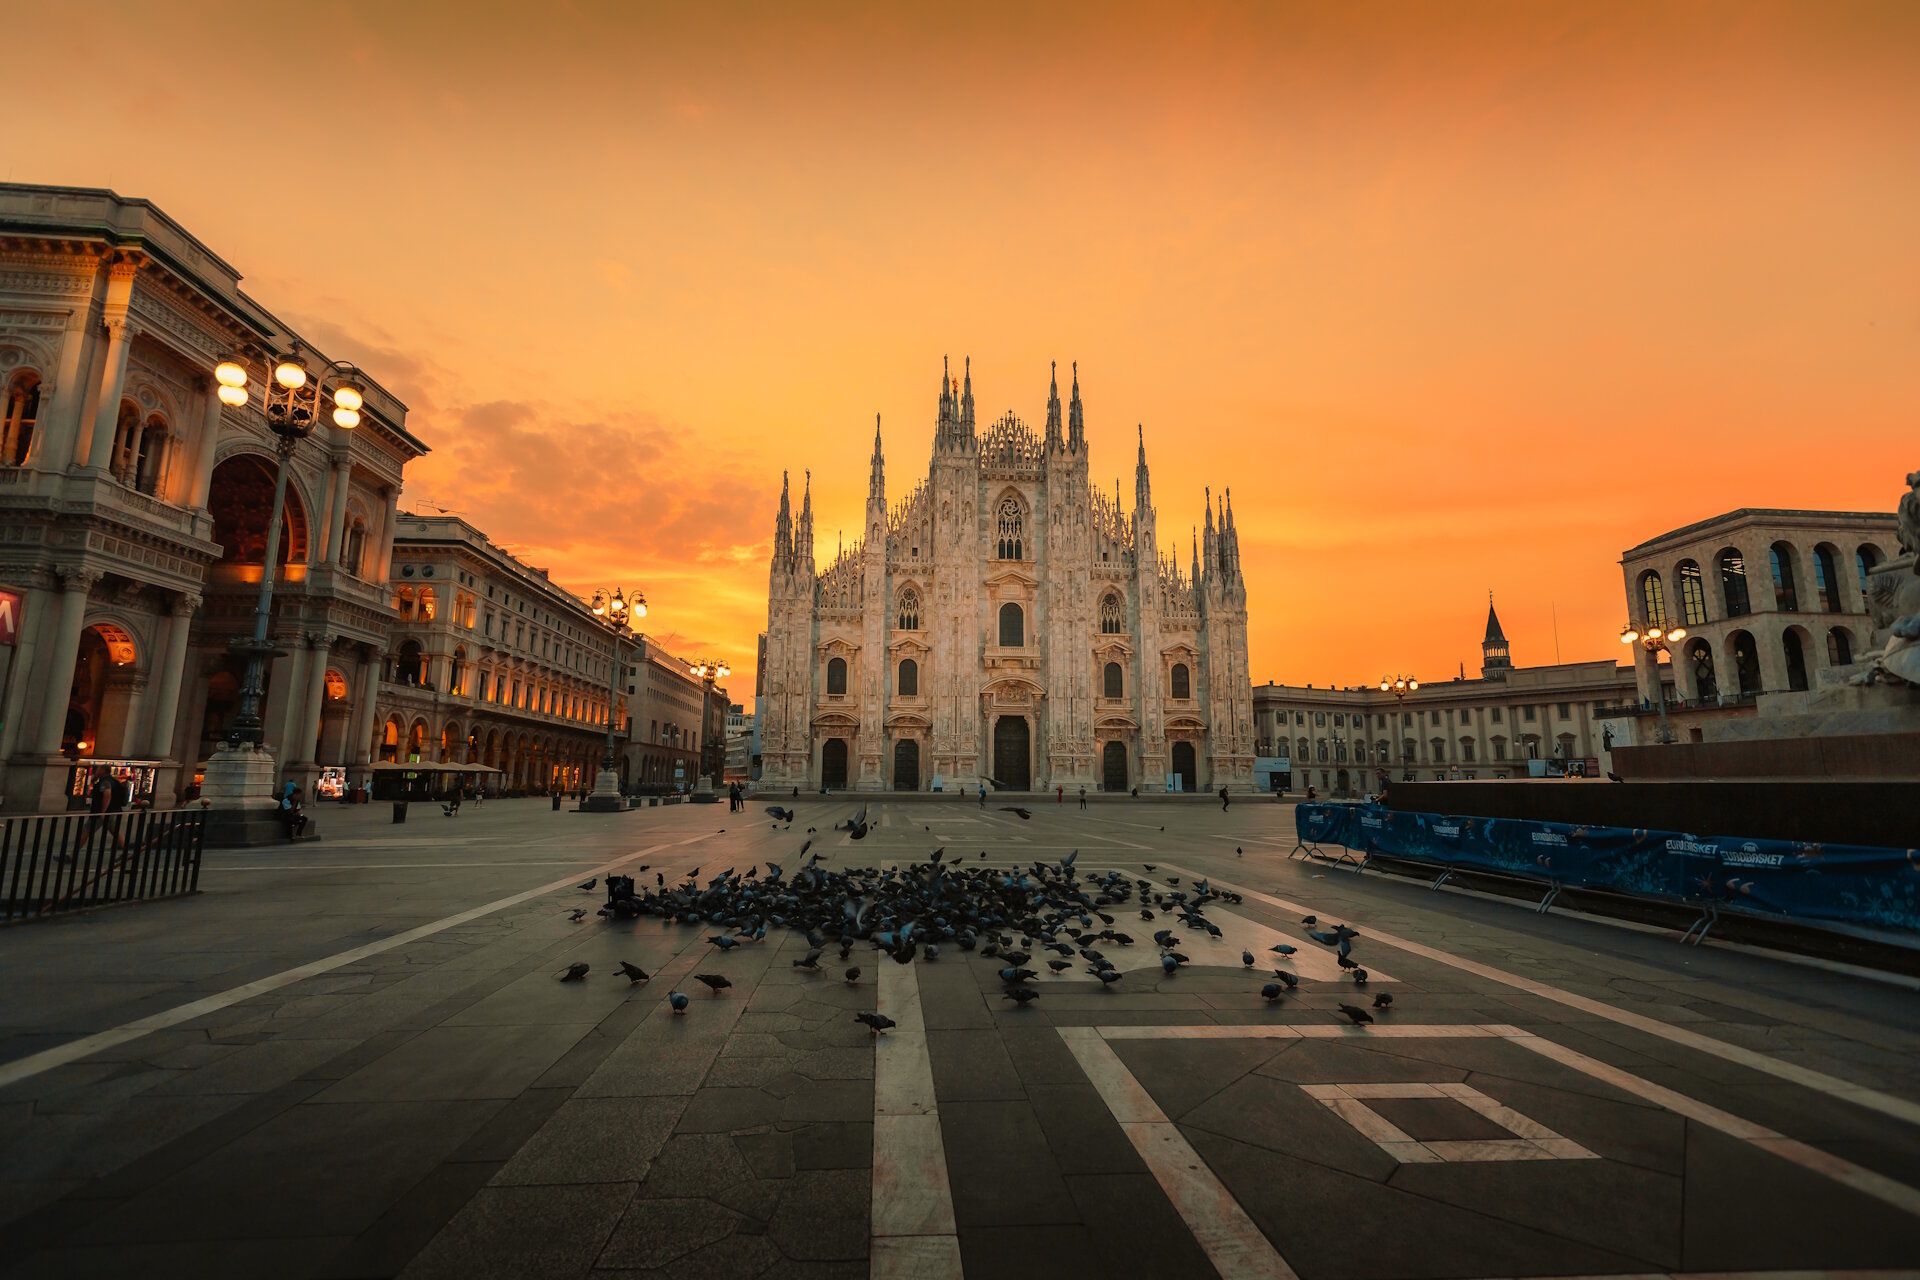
top-left (871, 958), bottom-right (963, 1279)
top-left (1082, 1022), bottom-right (1920, 1221)
top-left (1057, 1026), bottom-right (1300, 1280)
top-left (1156, 862), bottom-right (1920, 1131)
top-left (0, 832), bottom-right (719, 1092)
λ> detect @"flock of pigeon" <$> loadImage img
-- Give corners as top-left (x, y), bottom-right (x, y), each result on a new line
top-left (554, 804), bottom-right (1393, 1032)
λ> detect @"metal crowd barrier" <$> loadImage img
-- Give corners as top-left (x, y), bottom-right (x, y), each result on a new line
top-left (1, 808), bottom-right (205, 921)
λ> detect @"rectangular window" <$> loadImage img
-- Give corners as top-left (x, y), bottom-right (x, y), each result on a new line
top-left (1557, 702), bottom-right (1571, 718)
top-left (1491, 707), bottom-right (1503, 723)
top-left (1524, 706), bottom-right (1537, 722)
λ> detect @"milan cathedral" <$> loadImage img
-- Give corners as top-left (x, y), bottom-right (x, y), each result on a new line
top-left (757, 358), bottom-right (1253, 794)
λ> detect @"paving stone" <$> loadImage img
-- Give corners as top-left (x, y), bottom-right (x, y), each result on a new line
top-left (1064, 1172), bottom-right (1218, 1278)
top-left (732, 1130), bottom-right (795, 1180)
top-left (400, 1181), bottom-right (635, 1279)
top-left (765, 1168), bottom-right (868, 1261)
top-left (598, 1196), bottom-right (745, 1269)
top-left (788, 1122), bottom-right (871, 1171)
top-left (493, 1095), bottom-right (685, 1185)
top-left (675, 1088), bottom-right (783, 1133)
top-left (635, 1134), bottom-right (756, 1199)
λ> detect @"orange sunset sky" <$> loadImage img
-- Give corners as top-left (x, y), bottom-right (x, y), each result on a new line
top-left (10, 2), bottom-right (1916, 705)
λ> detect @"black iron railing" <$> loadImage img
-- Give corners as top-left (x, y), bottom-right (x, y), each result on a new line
top-left (1, 809), bottom-right (204, 921)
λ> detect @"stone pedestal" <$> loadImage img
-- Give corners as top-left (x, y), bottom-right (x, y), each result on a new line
top-left (199, 741), bottom-right (302, 846)
top-left (581, 766), bottom-right (627, 812)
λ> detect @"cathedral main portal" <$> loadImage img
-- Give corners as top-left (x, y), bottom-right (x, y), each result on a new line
top-left (992, 716), bottom-right (1030, 791)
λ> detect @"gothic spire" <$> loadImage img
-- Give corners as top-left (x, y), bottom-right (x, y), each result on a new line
top-left (1133, 422), bottom-right (1152, 513)
top-left (1044, 360), bottom-right (1063, 449)
top-left (960, 355), bottom-right (975, 430)
top-left (796, 469), bottom-right (814, 565)
top-left (774, 469), bottom-right (793, 557)
top-left (868, 413), bottom-right (885, 504)
top-left (1067, 360), bottom-right (1084, 451)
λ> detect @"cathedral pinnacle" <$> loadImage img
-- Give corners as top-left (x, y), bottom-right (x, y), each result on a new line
top-left (1044, 360), bottom-right (1063, 448)
top-left (961, 355), bottom-right (975, 430)
top-left (1067, 360), bottom-right (1084, 449)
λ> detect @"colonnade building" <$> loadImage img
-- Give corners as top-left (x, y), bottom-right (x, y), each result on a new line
top-left (1252, 601), bottom-right (1640, 796)
top-left (1617, 508), bottom-right (1896, 726)
top-left (372, 513), bottom-right (626, 794)
top-left (0, 184), bottom-right (424, 811)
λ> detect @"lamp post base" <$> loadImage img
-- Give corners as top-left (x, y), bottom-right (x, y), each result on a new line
top-left (691, 774), bottom-right (718, 803)
top-left (581, 766), bottom-right (627, 812)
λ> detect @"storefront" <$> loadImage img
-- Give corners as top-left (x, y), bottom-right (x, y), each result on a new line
top-left (65, 759), bottom-right (161, 812)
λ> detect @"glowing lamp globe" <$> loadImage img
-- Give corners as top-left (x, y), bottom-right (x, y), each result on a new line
top-left (217, 384), bottom-right (249, 407)
top-left (274, 359), bottom-right (308, 390)
top-left (215, 360), bottom-right (248, 388)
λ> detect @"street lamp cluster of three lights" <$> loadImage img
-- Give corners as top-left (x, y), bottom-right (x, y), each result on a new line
top-left (214, 355), bottom-right (366, 431)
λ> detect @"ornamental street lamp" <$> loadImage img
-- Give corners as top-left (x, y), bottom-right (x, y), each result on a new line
top-left (202, 352), bottom-right (366, 816)
top-left (688, 659), bottom-right (730, 801)
top-left (1621, 622), bottom-right (1687, 745)
top-left (1380, 675), bottom-right (1417, 779)
top-left (583, 587), bottom-right (645, 810)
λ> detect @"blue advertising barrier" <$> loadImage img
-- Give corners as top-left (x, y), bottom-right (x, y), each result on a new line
top-left (1295, 803), bottom-right (1920, 938)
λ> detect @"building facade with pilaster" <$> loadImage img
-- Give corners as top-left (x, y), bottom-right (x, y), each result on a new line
top-left (757, 358), bottom-right (1254, 794)
top-left (0, 184), bottom-right (425, 811)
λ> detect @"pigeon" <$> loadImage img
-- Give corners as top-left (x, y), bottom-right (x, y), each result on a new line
top-left (694, 973), bottom-right (732, 995)
top-left (1372, 992), bottom-right (1393, 1010)
top-left (708, 934), bottom-right (741, 950)
top-left (999, 966), bottom-right (1038, 985)
top-left (1236, 846), bottom-right (1243, 856)
top-left (1000, 807), bottom-right (1032, 820)
top-left (1002, 986), bottom-right (1041, 1005)
top-left (567, 908), bottom-right (587, 922)
top-left (1607, 771), bottom-right (1624, 783)
top-left (793, 948), bottom-right (824, 970)
top-left (1301, 915), bottom-right (1317, 926)
top-left (1090, 968), bottom-right (1123, 986)
top-left (1048, 959), bottom-right (1072, 973)
top-left (766, 806), bottom-right (795, 823)
top-left (1241, 950), bottom-right (1256, 967)
top-left (845, 966), bottom-right (862, 984)
top-left (1352, 969), bottom-right (1369, 985)
top-left (1160, 954), bottom-right (1179, 976)
top-left (1270, 969), bottom-right (1299, 990)
top-left (669, 991), bottom-right (690, 1012)
top-left (578, 878), bottom-right (598, 892)
top-left (619, 961), bottom-right (650, 983)
top-left (1143, 864), bottom-right (1156, 872)
top-left (1337, 1003), bottom-right (1374, 1025)
top-left (1261, 982), bottom-right (1284, 1002)
top-left (1337, 954), bottom-right (1359, 970)
top-left (855, 1012), bottom-right (897, 1036)
top-left (558, 963), bottom-right (589, 981)
top-left (922, 944), bottom-right (939, 962)
top-left (1309, 928), bottom-right (1343, 947)
top-left (1270, 944), bottom-right (1298, 956)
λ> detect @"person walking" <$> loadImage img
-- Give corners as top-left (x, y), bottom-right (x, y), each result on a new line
top-left (978, 782), bottom-right (986, 807)
top-left (1077, 786), bottom-right (1087, 810)
top-left (1219, 785), bottom-right (1230, 812)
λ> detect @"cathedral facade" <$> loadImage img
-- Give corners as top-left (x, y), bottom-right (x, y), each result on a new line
top-left (757, 359), bottom-right (1254, 794)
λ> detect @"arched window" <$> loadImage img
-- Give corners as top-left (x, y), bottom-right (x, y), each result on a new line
top-left (1812, 545), bottom-right (1840, 612)
top-left (1827, 628), bottom-right (1853, 667)
top-left (343, 520), bottom-right (368, 577)
top-left (1718, 549), bottom-right (1751, 617)
top-left (1676, 560), bottom-right (1707, 626)
top-left (134, 414), bottom-right (168, 495)
top-left (1170, 662), bottom-right (1190, 699)
top-left (1770, 543), bottom-right (1799, 612)
top-left (896, 588), bottom-right (921, 631)
top-left (995, 497), bottom-right (1023, 560)
top-left (1782, 629), bottom-right (1809, 691)
top-left (1730, 630), bottom-right (1761, 697)
top-left (826, 656), bottom-right (847, 696)
top-left (3, 373), bottom-right (40, 466)
top-left (1640, 572), bottom-right (1667, 629)
top-left (396, 640), bottom-right (424, 685)
top-left (1856, 544), bottom-right (1882, 597)
top-left (419, 586), bottom-right (437, 621)
top-left (1099, 593), bottom-right (1123, 634)
top-left (110, 401), bottom-right (140, 485)
top-left (1103, 661), bottom-right (1123, 698)
top-left (898, 658), bottom-right (918, 697)
top-left (451, 645), bottom-right (469, 696)
top-left (394, 585), bottom-right (416, 619)
top-left (1688, 638), bottom-right (1718, 702)
top-left (999, 602), bottom-right (1024, 647)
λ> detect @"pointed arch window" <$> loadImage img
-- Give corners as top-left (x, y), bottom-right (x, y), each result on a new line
top-left (896, 587), bottom-right (921, 631)
top-left (1099, 593), bottom-right (1123, 634)
top-left (996, 498), bottom-right (1023, 560)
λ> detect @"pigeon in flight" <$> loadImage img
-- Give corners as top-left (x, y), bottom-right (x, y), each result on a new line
top-left (856, 1012), bottom-right (897, 1035)
top-left (1000, 807), bottom-right (1032, 820)
top-left (618, 961), bottom-right (650, 983)
top-left (766, 805), bottom-right (796, 823)
top-left (1337, 1003), bottom-right (1374, 1026)
top-left (558, 963), bottom-right (590, 982)
top-left (694, 973), bottom-right (732, 995)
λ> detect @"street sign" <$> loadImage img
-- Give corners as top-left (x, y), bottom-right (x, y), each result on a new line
top-left (0, 589), bottom-right (19, 645)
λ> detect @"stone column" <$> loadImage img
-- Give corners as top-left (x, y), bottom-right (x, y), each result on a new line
top-left (323, 454), bottom-right (352, 564)
top-left (81, 319), bottom-right (134, 474)
top-left (143, 593), bottom-right (200, 760)
top-left (32, 568), bottom-right (100, 753)
top-left (348, 651), bottom-right (383, 770)
top-left (190, 381), bottom-right (223, 510)
top-left (296, 632), bottom-right (331, 764)
top-left (0, 571), bottom-right (54, 761)
top-left (33, 310), bottom-right (93, 473)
